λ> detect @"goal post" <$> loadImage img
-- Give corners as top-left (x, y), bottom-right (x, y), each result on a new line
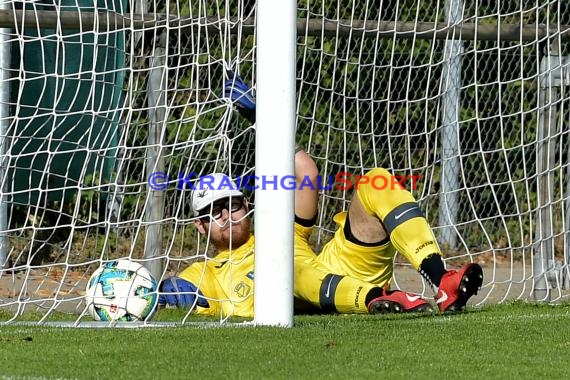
top-left (253, 0), bottom-right (296, 327)
top-left (533, 38), bottom-right (570, 301)
top-left (0, 1), bottom-right (568, 325)
top-left (0, 0), bottom-right (8, 270)
top-left (438, 0), bottom-right (464, 251)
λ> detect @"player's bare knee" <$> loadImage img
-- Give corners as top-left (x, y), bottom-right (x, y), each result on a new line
top-left (355, 168), bottom-right (399, 191)
top-left (348, 195), bottom-right (388, 242)
top-left (364, 168), bottom-right (393, 183)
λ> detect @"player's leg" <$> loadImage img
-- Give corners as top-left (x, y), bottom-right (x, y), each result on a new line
top-left (292, 147), bottom-right (378, 314)
top-left (292, 146), bottom-right (375, 314)
top-left (292, 151), bottom-right (431, 314)
top-left (316, 213), bottom-right (433, 313)
top-left (295, 219), bottom-right (431, 314)
top-left (348, 168), bottom-right (483, 312)
top-left (293, 219), bottom-right (372, 314)
top-left (294, 241), bottom-right (432, 314)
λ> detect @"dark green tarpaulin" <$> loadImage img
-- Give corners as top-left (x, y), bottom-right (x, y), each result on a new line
top-left (9, 0), bottom-right (126, 205)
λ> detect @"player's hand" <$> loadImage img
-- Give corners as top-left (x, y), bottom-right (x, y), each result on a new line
top-left (158, 277), bottom-right (209, 309)
top-left (223, 70), bottom-right (256, 124)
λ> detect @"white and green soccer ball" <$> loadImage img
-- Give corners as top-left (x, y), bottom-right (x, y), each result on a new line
top-left (85, 259), bottom-right (158, 321)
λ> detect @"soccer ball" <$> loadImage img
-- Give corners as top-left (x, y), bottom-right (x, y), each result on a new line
top-left (85, 260), bottom-right (158, 321)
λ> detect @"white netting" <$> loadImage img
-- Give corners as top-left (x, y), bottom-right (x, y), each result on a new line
top-left (0, 0), bottom-right (568, 323)
top-left (296, 0), bottom-right (570, 304)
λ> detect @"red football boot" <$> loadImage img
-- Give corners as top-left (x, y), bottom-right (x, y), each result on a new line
top-left (436, 263), bottom-right (483, 312)
top-left (367, 290), bottom-right (432, 314)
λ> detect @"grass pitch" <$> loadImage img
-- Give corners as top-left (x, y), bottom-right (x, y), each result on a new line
top-left (0, 302), bottom-right (568, 379)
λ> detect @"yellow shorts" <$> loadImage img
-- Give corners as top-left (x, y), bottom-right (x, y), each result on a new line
top-left (294, 211), bottom-right (396, 291)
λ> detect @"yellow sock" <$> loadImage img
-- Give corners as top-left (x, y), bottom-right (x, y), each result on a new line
top-left (320, 274), bottom-right (378, 314)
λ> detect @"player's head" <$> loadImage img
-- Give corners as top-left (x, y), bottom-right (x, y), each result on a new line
top-left (191, 173), bottom-right (251, 250)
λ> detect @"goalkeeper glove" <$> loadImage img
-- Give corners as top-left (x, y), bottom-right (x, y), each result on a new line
top-left (158, 277), bottom-right (210, 309)
top-left (223, 70), bottom-right (256, 124)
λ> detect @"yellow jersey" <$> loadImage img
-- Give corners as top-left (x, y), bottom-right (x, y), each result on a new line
top-left (178, 235), bottom-right (255, 318)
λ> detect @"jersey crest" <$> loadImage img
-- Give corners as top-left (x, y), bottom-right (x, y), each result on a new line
top-left (234, 281), bottom-right (252, 298)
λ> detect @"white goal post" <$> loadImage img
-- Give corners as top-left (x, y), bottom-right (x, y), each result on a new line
top-left (253, 0), bottom-right (296, 327)
top-left (0, 1), bottom-right (568, 326)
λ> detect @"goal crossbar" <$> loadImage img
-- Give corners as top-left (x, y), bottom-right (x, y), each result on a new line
top-left (0, 10), bottom-right (567, 42)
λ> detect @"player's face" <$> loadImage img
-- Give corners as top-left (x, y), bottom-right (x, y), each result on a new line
top-left (194, 197), bottom-right (251, 250)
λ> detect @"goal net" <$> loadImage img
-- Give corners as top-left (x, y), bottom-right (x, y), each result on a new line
top-left (0, 0), bottom-right (568, 324)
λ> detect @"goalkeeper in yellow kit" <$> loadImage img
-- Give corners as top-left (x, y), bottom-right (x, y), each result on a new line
top-left (158, 74), bottom-right (483, 317)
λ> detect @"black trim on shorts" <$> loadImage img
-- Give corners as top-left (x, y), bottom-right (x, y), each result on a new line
top-left (344, 212), bottom-right (389, 247)
top-left (295, 214), bottom-right (317, 227)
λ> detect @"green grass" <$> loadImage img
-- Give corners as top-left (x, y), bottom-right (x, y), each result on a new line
top-left (1, 302), bottom-right (569, 379)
